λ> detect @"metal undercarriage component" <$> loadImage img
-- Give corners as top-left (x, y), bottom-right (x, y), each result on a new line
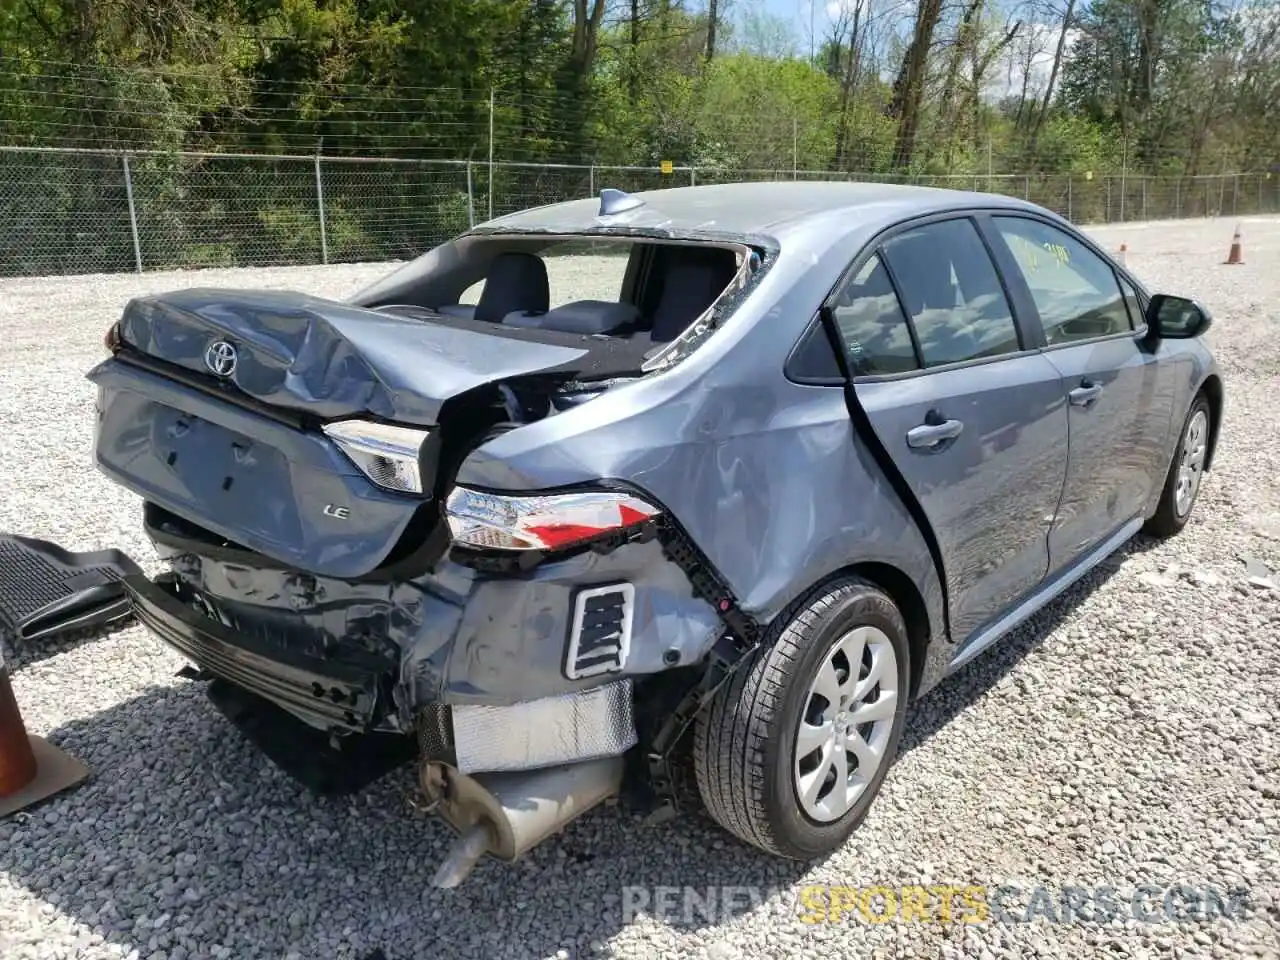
top-left (450, 679), bottom-right (636, 774)
top-left (423, 756), bottom-right (625, 888)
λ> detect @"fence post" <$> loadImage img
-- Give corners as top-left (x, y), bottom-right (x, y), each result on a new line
top-left (1106, 177), bottom-right (1111, 222)
top-left (121, 153), bottom-right (143, 274)
top-left (1119, 137), bottom-right (1127, 223)
top-left (487, 88), bottom-right (495, 222)
top-left (314, 153), bottom-right (328, 265)
top-left (1175, 178), bottom-right (1181, 218)
top-left (588, 164), bottom-right (595, 198)
top-left (466, 160), bottom-right (475, 228)
top-left (792, 117), bottom-right (798, 180)
top-left (1233, 174), bottom-right (1239, 216)
top-left (1141, 177), bottom-right (1147, 221)
top-left (690, 167), bottom-right (696, 187)
top-left (1024, 175), bottom-right (1029, 201)
top-left (1067, 176), bottom-right (1072, 221)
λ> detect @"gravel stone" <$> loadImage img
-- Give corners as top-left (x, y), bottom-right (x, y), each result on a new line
top-left (2, 219), bottom-right (1279, 959)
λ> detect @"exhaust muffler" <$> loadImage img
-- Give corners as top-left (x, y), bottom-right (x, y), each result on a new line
top-left (422, 755), bottom-right (624, 888)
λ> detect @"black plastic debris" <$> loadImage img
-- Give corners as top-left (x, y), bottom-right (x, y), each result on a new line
top-left (206, 679), bottom-right (416, 796)
top-left (0, 535), bottom-right (140, 643)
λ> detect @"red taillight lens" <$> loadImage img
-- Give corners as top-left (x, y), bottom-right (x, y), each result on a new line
top-left (444, 487), bottom-right (661, 551)
top-left (104, 321), bottom-right (121, 353)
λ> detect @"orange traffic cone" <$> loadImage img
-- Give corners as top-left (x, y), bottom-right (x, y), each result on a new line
top-left (0, 664), bottom-right (89, 817)
top-left (1117, 242), bottom-right (1128, 266)
top-left (1224, 224), bottom-right (1244, 264)
top-left (0, 669), bottom-right (37, 797)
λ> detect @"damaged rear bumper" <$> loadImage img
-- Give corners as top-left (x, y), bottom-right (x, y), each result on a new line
top-left (126, 531), bottom-right (723, 771)
top-left (123, 573), bottom-right (385, 733)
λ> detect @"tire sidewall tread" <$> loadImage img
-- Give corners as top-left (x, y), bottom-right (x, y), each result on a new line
top-left (693, 576), bottom-right (910, 860)
top-left (1146, 392), bottom-right (1212, 538)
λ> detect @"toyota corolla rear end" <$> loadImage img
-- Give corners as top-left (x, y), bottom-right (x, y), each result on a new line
top-left (87, 271), bottom-right (733, 885)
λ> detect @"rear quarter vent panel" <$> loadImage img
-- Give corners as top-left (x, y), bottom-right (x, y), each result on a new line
top-left (414, 538), bottom-right (722, 707)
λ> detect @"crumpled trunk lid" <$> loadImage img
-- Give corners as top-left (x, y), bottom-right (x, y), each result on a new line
top-left (116, 288), bottom-right (590, 425)
top-left (88, 288), bottom-right (590, 578)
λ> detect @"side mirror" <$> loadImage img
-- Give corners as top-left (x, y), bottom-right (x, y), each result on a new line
top-left (1146, 294), bottom-right (1213, 340)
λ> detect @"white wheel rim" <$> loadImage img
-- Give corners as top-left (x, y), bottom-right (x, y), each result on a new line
top-left (793, 625), bottom-right (898, 822)
top-left (1175, 409), bottom-right (1208, 517)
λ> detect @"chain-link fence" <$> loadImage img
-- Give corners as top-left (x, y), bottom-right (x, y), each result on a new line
top-left (2, 145), bottom-right (1277, 278)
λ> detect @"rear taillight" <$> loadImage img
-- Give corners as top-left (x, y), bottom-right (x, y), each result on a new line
top-left (104, 321), bottom-right (121, 354)
top-left (444, 487), bottom-right (661, 551)
top-left (323, 420), bottom-right (431, 494)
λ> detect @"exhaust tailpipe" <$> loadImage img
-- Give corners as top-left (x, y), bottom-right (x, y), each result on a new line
top-left (423, 755), bottom-right (624, 888)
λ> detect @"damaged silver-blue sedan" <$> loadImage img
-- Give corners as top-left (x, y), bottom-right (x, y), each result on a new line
top-left (87, 181), bottom-right (1223, 885)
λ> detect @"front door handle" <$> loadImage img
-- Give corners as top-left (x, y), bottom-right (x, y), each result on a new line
top-left (906, 418), bottom-right (964, 449)
top-left (1068, 381), bottom-right (1103, 407)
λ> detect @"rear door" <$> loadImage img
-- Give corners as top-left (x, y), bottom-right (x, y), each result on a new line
top-left (837, 216), bottom-right (1070, 644)
top-left (983, 215), bottom-right (1173, 572)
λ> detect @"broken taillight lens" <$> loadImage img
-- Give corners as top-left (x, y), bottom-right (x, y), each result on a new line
top-left (444, 487), bottom-right (661, 552)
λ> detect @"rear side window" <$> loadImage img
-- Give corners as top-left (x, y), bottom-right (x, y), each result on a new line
top-left (828, 253), bottom-right (918, 376)
top-left (880, 219), bottom-right (1021, 367)
top-left (992, 216), bottom-right (1133, 343)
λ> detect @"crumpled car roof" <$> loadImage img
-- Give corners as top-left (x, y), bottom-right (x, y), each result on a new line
top-left (476, 180), bottom-right (1045, 248)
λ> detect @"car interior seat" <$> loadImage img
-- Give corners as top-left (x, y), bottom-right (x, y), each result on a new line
top-left (437, 251), bottom-right (551, 323)
top-left (648, 246), bottom-right (740, 342)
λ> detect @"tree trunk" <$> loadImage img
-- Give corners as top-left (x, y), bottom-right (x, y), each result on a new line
top-left (629, 0), bottom-right (641, 101)
top-left (565, 0), bottom-right (607, 161)
top-left (833, 4), bottom-right (865, 169)
top-left (888, 0), bottom-right (944, 171)
top-left (705, 0), bottom-right (718, 61)
top-left (570, 0), bottom-right (608, 77)
top-left (937, 0), bottom-right (982, 169)
top-left (1031, 0), bottom-right (1076, 149)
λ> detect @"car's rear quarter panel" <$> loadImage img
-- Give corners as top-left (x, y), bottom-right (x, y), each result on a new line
top-left (455, 222), bottom-right (954, 693)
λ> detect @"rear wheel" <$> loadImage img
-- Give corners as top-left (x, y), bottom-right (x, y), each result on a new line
top-left (693, 577), bottom-right (909, 859)
top-left (1146, 394), bottom-right (1212, 538)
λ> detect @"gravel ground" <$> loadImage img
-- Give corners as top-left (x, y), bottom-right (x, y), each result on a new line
top-left (1, 218), bottom-right (1278, 960)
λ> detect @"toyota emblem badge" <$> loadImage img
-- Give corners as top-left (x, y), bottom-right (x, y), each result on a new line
top-left (204, 340), bottom-right (238, 378)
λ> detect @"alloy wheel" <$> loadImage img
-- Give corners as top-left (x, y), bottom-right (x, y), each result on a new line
top-left (793, 625), bottom-right (899, 822)
top-left (1175, 409), bottom-right (1209, 517)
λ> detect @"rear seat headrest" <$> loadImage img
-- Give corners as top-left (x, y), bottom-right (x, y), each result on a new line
top-left (475, 252), bottom-right (550, 324)
top-left (650, 247), bottom-right (739, 342)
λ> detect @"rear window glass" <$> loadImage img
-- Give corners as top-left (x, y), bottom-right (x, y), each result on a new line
top-left (459, 238), bottom-right (630, 308)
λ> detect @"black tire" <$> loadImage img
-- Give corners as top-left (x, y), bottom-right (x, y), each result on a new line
top-left (693, 576), bottom-right (910, 860)
top-left (1145, 393), bottom-right (1212, 538)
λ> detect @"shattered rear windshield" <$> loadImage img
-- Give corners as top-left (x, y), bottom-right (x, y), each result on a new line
top-left (366, 233), bottom-right (764, 368)
top-left (457, 238), bottom-right (632, 309)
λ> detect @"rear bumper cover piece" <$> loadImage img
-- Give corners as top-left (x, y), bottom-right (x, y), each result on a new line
top-left (123, 574), bottom-right (384, 734)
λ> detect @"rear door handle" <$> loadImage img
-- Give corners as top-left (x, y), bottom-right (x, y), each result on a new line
top-left (1068, 381), bottom-right (1103, 407)
top-left (906, 418), bottom-right (964, 449)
